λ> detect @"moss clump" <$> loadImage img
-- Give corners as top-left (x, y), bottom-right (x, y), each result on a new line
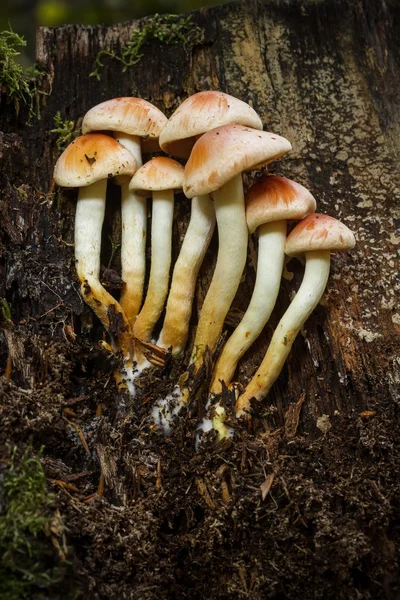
top-left (51, 112), bottom-right (79, 151)
top-left (0, 447), bottom-right (76, 599)
top-left (0, 297), bottom-right (12, 322)
top-left (0, 27), bottom-right (44, 123)
top-left (91, 13), bottom-right (204, 79)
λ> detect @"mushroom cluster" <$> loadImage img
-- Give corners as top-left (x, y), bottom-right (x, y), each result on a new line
top-left (53, 92), bottom-right (355, 440)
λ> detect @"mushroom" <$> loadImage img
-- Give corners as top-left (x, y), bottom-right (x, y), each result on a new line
top-left (82, 98), bottom-right (167, 327)
top-left (156, 195), bottom-right (216, 354)
top-left (156, 91), bottom-right (263, 355)
top-left (183, 124), bottom-right (292, 377)
top-left (129, 157), bottom-right (184, 368)
top-left (210, 176), bottom-right (316, 395)
top-left (159, 90), bottom-right (263, 159)
top-left (235, 213), bottom-right (356, 416)
top-left (53, 133), bottom-right (136, 345)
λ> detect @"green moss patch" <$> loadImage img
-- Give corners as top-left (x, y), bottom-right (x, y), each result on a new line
top-left (0, 447), bottom-right (76, 599)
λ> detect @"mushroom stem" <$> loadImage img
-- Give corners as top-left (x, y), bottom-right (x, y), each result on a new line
top-left (133, 189), bottom-right (175, 356)
top-left (115, 133), bottom-right (146, 327)
top-left (157, 194), bottom-right (216, 354)
top-left (210, 219), bottom-right (286, 394)
top-left (235, 250), bottom-right (330, 415)
top-left (190, 174), bottom-right (248, 371)
top-left (75, 180), bottom-right (130, 344)
top-left (211, 404), bottom-right (233, 442)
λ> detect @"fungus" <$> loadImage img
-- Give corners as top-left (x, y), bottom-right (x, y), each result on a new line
top-left (129, 156), bottom-right (184, 368)
top-left (183, 124), bottom-right (292, 376)
top-left (156, 90), bottom-right (263, 355)
top-left (159, 90), bottom-right (263, 158)
top-left (210, 176), bottom-right (316, 395)
top-left (82, 97), bottom-right (167, 327)
top-left (53, 133), bottom-right (136, 344)
top-left (235, 213), bottom-right (356, 416)
top-left (157, 194), bottom-right (216, 354)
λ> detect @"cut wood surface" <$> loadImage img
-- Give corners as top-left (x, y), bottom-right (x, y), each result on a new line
top-left (0, 1), bottom-right (399, 598)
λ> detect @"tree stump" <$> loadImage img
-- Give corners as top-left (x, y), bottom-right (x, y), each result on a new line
top-left (0, 1), bottom-right (399, 598)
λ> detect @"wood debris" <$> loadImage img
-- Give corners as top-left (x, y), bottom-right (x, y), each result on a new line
top-left (284, 392), bottom-right (306, 439)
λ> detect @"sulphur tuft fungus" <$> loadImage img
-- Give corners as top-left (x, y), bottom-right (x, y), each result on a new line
top-left (153, 92), bottom-right (265, 430)
top-left (210, 175), bottom-right (316, 396)
top-left (82, 97), bottom-right (167, 327)
top-left (235, 213), bottom-right (356, 416)
top-left (53, 133), bottom-right (136, 347)
top-left (129, 156), bottom-right (184, 370)
top-left (159, 90), bottom-right (263, 158)
top-left (183, 125), bottom-right (292, 378)
top-left (156, 91), bottom-right (263, 356)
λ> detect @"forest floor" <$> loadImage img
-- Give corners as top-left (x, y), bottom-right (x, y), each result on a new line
top-left (0, 329), bottom-right (399, 599)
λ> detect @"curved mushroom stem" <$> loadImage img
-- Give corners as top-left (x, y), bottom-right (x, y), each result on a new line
top-left (157, 194), bottom-right (216, 354)
top-left (133, 189), bottom-right (175, 366)
top-left (75, 180), bottom-right (130, 352)
top-left (190, 174), bottom-right (248, 372)
top-left (210, 219), bottom-right (286, 394)
top-left (235, 250), bottom-right (331, 416)
top-left (114, 133), bottom-right (146, 328)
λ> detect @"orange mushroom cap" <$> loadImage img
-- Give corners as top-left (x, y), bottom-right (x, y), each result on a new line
top-left (53, 133), bottom-right (136, 187)
top-left (246, 176), bottom-right (317, 233)
top-left (159, 91), bottom-right (263, 158)
top-left (82, 97), bottom-right (167, 152)
top-left (285, 213), bottom-right (356, 256)
top-left (183, 125), bottom-right (292, 198)
top-left (129, 157), bottom-right (184, 196)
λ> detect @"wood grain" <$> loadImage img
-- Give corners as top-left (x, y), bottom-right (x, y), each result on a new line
top-left (0, 0), bottom-right (399, 431)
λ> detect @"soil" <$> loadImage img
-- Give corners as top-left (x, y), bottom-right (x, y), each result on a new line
top-left (0, 326), bottom-right (399, 599)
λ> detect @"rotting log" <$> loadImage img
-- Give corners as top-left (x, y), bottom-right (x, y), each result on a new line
top-left (0, 1), bottom-right (399, 598)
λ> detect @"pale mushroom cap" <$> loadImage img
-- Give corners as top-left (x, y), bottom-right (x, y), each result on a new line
top-left (53, 133), bottom-right (136, 187)
top-left (159, 91), bottom-right (263, 158)
top-left (183, 125), bottom-right (292, 198)
top-left (129, 156), bottom-right (184, 196)
top-left (246, 175), bottom-right (317, 233)
top-left (285, 213), bottom-right (356, 256)
top-left (82, 97), bottom-right (167, 152)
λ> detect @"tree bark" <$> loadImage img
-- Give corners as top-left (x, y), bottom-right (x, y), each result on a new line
top-left (0, 1), bottom-right (399, 598)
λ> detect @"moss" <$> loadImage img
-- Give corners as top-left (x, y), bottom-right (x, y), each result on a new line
top-left (13, 185), bottom-right (28, 199)
top-left (51, 112), bottom-right (79, 152)
top-left (0, 27), bottom-right (45, 123)
top-left (91, 13), bottom-right (204, 80)
top-left (0, 298), bottom-right (12, 323)
top-left (0, 446), bottom-right (77, 599)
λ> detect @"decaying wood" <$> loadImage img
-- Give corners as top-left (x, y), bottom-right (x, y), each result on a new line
top-left (1, 0), bottom-right (398, 422)
top-left (0, 0), bottom-right (399, 597)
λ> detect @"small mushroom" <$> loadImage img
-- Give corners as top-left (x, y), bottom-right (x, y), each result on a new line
top-left (129, 157), bottom-right (184, 368)
top-left (183, 124), bottom-right (292, 377)
top-left (235, 213), bottom-right (356, 416)
top-left (82, 98), bottom-right (167, 327)
top-left (210, 176), bottom-right (316, 395)
top-left (53, 133), bottom-right (136, 346)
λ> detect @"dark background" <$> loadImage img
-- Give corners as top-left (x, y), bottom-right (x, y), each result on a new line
top-left (2, 0), bottom-right (229, 61)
